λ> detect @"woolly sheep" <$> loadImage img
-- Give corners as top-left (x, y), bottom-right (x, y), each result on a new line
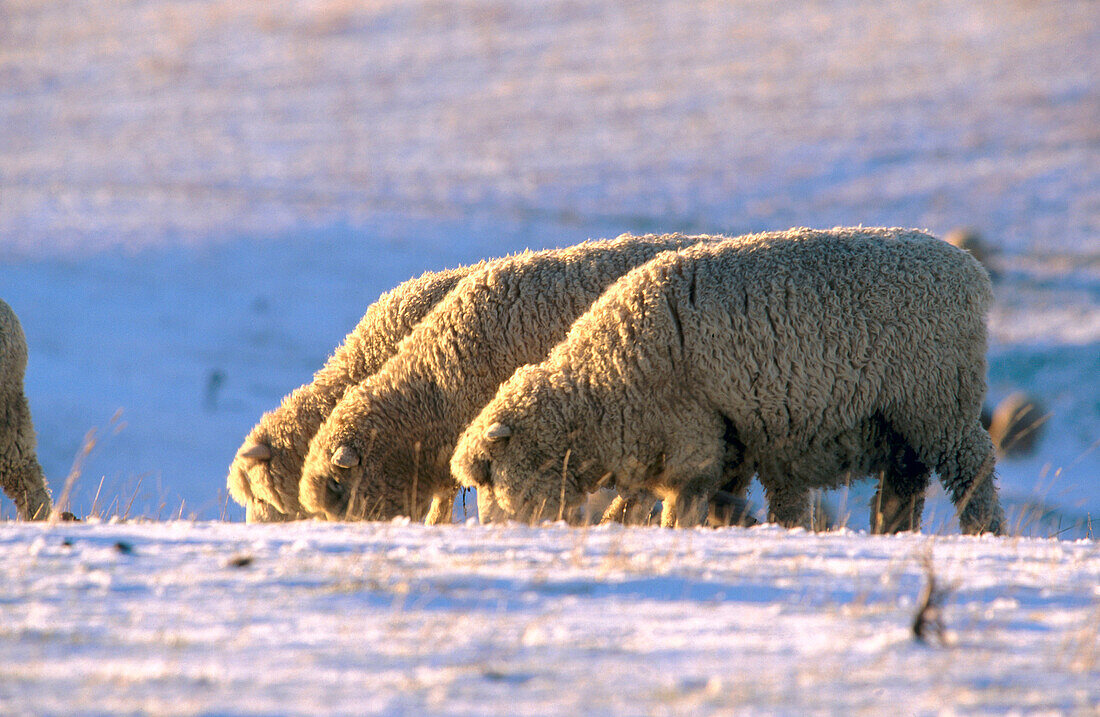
top-left (0, 299), bottom-right (52, 520)
top-left (228, 266), bottom-right (475, 521)
top-left (298, 233), bottom-right (718, 523)
top-left (452, 227), bottom-right (1005, 534)
top-left (988, 391), bottom-right (1047, 457)
top-left (944, 227), bottom-right (994, 275)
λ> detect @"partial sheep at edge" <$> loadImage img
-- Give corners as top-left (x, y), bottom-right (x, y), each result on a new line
top-left (0, 299), bottom-right (52, 521)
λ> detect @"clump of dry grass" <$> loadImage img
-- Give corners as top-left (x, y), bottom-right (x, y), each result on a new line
top-left (912, 550), bottom-right (953, 646)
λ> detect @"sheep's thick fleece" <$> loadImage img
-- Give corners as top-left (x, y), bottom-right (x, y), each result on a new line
top-left (452, 227), bottom-right (1004, 534)
top-left (0, 299), bottom-right (52, 520)
top-left (299, 233), bottom-right (716, 523)
top-left (228, 266), bottom-right (474, 521)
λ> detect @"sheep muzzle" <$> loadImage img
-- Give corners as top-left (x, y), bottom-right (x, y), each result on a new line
top-left (323, 475), bottom-right (352, 519)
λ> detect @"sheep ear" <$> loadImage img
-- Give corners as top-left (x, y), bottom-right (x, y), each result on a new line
top-left (331, 445), bottom-right (360, 468)
top-left (239, 443), bottom-right (272, 461)
top-left (485, 422), bottom-right (512, 442)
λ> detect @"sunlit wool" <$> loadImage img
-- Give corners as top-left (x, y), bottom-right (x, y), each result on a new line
top-left (227, 266), bottom-right (475, 521)
top-left (299, 233), bottom-right (718, 524)
top-left (453, 227), bottom-right (1005, 534)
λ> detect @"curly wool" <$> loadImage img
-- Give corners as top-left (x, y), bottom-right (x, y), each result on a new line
top-left (453, 227), bottom-right (1004, 534)
top-left (227, 265), bottom-right (476, 521)
top-left (299, 233), bottom-right (718, 523)
top-left (0, 299), bottom-right (52, 520)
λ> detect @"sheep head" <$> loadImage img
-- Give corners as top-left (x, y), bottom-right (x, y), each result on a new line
top-left (331, 445), bottom-right (360, 468)
top-left (451, 365), bottom-right (595, 523)
top-left (227, 428), bottom-right (301, 519)
top-left (301, 418), bottom-right (445, 523)
top-left (299, 438), bottom-right (363, 520)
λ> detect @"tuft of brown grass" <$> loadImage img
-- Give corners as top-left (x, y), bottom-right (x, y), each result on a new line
top-left (912, 549), bottom-right (952, 646)
top-left (51, 410), bottom-right (127, 523)
top-left (50, 428), bottom-right (98, 523)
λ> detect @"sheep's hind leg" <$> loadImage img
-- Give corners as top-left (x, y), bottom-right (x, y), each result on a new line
top-left (709, 461), bottom-right (757, 527)
top-left (940, 421), bottom-right (1004, 535)
top-left (708, 491), bottom-right (758, 527)
top-left (870, 471), bottom-right (928, 533)
top-left (870, 435), bottom-right (931, 534)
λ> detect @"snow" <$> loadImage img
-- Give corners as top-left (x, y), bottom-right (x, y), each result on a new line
top-left (2, 521), bottom-right (1098, 714)
top-left (0, 0), bottom-right (1098, 710)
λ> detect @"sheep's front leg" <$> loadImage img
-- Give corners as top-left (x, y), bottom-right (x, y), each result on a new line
top-left (474, 488), bottom-right (511, 523)
top-left (658, 422), bottom-right (728, 528)
top-left (601, 490), bottom-right (659, 525)
top-left (424, 486), bottom-right (458, 525)
top-left (246, 500), bottom-right (293, 523)
top-left (660, 490), bottom-right (710, 528)
top-left (660, 469), bottom-right (724, 528)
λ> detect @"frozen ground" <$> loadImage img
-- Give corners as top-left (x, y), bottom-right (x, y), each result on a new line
top-left (1, 0), bottom-right (1098, 712)
top-left (1, 521), bottom-right (1098, 715)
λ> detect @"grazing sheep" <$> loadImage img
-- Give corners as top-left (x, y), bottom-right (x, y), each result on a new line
top-left (299, 233), bottom-right (718, 523)
top-left (988, 391), bottom-right (1047, 458)
top-left (944, 227), bottom-right (994, 276)
top-left (228, 266), bottom-right (475, 521)
top-left (0, 299), bottom-right (52, 520)
top-left (452, 227), bottom-right (1004, 535)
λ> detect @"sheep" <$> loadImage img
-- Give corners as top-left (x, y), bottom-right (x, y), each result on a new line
top-left (0, 299), bottom-right (52, 520)
top-left (988, 391), bottom-right (1047, 458)
top-left (451, 227), bottom-right (1005, 535)
top-left (944, 227), bottom-right (995, 277)
top-left (227, 266), bottom-right (476, 521)
top-left (298, 233), bottom-right (720, 523)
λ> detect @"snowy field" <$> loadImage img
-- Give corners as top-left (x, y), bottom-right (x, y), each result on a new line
top-left (1, 0), bottom-right (1098, 712)
top-left (2, 521), bottom-right (1098, 714)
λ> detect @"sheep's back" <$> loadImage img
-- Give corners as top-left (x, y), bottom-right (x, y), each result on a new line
top-left (552, 228), bottom-right (990, 456)
top-left (374, 233), bottom-right (719, 401)
top-left (683, 228), bottom-right (991, 448)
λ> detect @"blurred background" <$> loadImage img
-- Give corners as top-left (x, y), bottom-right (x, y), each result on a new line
top-left (1, 0), bottom-right (1097, 529)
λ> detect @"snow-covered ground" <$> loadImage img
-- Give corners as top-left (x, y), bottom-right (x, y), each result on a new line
top-left (2, 521), bottom-right (1098, 714)
top-left (0, 0), bottom-right (1098, 711)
